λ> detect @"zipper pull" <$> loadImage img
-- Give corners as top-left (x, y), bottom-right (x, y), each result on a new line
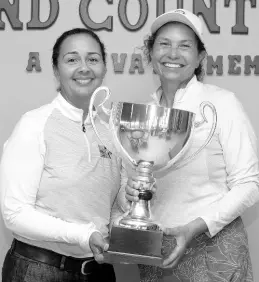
top-left (82, 124), bottom-right (86, 132)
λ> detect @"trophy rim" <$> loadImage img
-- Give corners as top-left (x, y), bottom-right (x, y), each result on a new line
top-left (114, 101), bottom-right (195, 114)
top-left (111, 102), bottom-right (196, 172)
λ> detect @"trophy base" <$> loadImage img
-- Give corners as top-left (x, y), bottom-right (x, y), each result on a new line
top-left (103, 250), bottom-right (162, 266)
top-left (104, 225), bottom-right (163, 266)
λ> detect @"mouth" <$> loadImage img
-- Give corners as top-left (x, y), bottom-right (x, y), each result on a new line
top-left (74, 78), bottom-right (92, 85)
top-left (162, 63), bottom-right (184, 69)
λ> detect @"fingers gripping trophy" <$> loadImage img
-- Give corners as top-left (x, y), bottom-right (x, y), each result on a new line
top-left (89, 86), bottom-right (217, 266)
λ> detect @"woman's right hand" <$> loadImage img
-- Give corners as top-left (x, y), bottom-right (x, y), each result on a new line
top-left (125, 176), bottom-right (157, 202)
top-left (89, 231), bottom-right (109, 263)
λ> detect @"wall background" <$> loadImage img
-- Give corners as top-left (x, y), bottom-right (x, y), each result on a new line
top-left (0, 1), bottom-right (259, 281)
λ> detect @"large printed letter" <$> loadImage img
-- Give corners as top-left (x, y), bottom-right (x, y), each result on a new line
top-left (27, 0), bottom-right (59, 29)
top-left (244, 56), bottom-right (259, 75)
top-left (118, 0), bottom-right (148, 31)
top-left (228, 55), bottom-right (241, 75)
top-left (129, 54), bottom-right (144, 74)
top-left (0, 0), bottom-right (23, 30)
top-left (225, 0), bottom-right (256, 34)
top-left (80, 0), bottom-right (113, 31)
top-left (26, 52), bottom-right (42, 72)
top-left (156, 0), bottom-right (165, 17)
top-left (111, 53), bottom-right (127, 73)
top-left (193, 0), bottom-right (220, 33)
top-left (206, 56), bottom-right (223, 75)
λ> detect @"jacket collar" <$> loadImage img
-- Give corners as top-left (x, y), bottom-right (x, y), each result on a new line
top-left (150, 76), bottom-right (203, 113)
top-left (52, 93), bottom-right (96, 125)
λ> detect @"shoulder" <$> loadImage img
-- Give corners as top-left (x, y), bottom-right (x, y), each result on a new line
top-left (9, 102), bottom-right (55, 141)
top-left (199, 83), bottom-right (251, 130)
top-left (2, 102), bottom-right (56, 155)
top-left (200, 82), bottom-right (235, 100)
top-left (199, 82), bottom-right (242, 111)
top-left (23, 102), bottom-right (54, 122)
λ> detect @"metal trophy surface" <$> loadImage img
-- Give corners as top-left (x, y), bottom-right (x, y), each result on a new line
top-left (89, 86), bottom-right (217, 266)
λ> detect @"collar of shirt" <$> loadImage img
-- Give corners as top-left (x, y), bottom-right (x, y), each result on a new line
top-left (53, 93), bottom-right (97, 126)
top-left (150, 76), bottom-right (203, 114)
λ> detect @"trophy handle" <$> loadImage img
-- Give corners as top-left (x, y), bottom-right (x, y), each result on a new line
top-left (109, 102), bottom-right (138, 167)
top-left (89, 86), bottom-right (112, 149)
top-left (174, 101), bottom-right (217, 169)
top-left (90, 86), bottom-right (138, 167)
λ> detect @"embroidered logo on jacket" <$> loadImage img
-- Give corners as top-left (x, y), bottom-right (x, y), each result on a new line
top-left (98, 145), bottom-right (112, 159)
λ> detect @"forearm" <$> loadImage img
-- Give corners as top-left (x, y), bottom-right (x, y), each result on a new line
top-left (186, 217), bottom-right (208, 238)
top-left (2, 205), bottom-right (98, 253)
top-left (200, 182), bottom-right (259, 237)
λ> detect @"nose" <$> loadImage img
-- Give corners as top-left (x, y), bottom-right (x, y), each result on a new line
top-left (167, 46), bottom-right (180, 59)
top-left (78, 60), bottom-right (90, 73)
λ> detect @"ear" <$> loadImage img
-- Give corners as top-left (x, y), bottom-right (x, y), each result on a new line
top-left (53, 66), bottom-right (60, 81)
top-left (53, 67), bottom-right (61, 91)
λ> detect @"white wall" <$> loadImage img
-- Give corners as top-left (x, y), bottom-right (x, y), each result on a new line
top-left (0, 1), bottom-right (259, 281)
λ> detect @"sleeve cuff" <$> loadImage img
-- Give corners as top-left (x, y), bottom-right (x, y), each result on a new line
top-left (75, 222), bottom-right (101, 252)
top-left (199, 215), bottom-right (222, 238)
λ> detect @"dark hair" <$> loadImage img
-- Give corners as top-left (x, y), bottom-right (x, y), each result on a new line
top-left (52, 28), bottom-right (107, 69)
top-left (143, 24), bottom-right (207, 81)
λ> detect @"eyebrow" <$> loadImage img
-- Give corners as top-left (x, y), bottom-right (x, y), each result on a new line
top-left (156, 37), bottom-right (170, 41)
top-left (157, 37), bottom-right (194, 43)
top-left (63, 51), bottom-right (101, 58)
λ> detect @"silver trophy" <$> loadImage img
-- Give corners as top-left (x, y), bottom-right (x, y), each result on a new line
top-left (89, 86), bottom-right (217, 266)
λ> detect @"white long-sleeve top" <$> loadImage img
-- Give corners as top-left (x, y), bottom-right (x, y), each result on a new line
top-left (115, 76), bottom-right (259, 237)
top-left (149, 76), bottom-right (259, 236)
top-left (0, 93), bottom-right (121, 257)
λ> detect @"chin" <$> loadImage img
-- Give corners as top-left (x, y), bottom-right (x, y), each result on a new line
top-left (74, 91), bottom-right (91, 99)
top-left (163, 73), bottom-right (182, 81)
top-left (77, 86), bottom-right (92, 94)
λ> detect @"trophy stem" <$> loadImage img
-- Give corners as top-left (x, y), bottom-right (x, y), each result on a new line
top-left (119, 161), bottom-right (159, 230)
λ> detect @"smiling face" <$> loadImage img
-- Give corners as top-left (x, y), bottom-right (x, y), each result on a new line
top-left (54, 33), bottom-right (106, 109)
top-left (151, 22), bottom-right (204, 86)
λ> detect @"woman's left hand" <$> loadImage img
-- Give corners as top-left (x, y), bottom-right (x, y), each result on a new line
top-left (162, 224), bottom-right (193, 268)
top-left (162, 218), bottom-right (208, 268)
top-left (125, 176), bottom-right (157, 202)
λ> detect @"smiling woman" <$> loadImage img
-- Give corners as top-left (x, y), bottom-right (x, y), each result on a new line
top-left (52, 29), bottom-right (107, 117)
top-left (150, 21), bottom-right (205, 96)
top-left (119, 9), bottom-right (259, 282)
top-left (0, 28), bottom-right (120, 282)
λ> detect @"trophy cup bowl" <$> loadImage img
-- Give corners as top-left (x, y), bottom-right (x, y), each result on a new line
top-left (89, 86), bottom-right (217, 266)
